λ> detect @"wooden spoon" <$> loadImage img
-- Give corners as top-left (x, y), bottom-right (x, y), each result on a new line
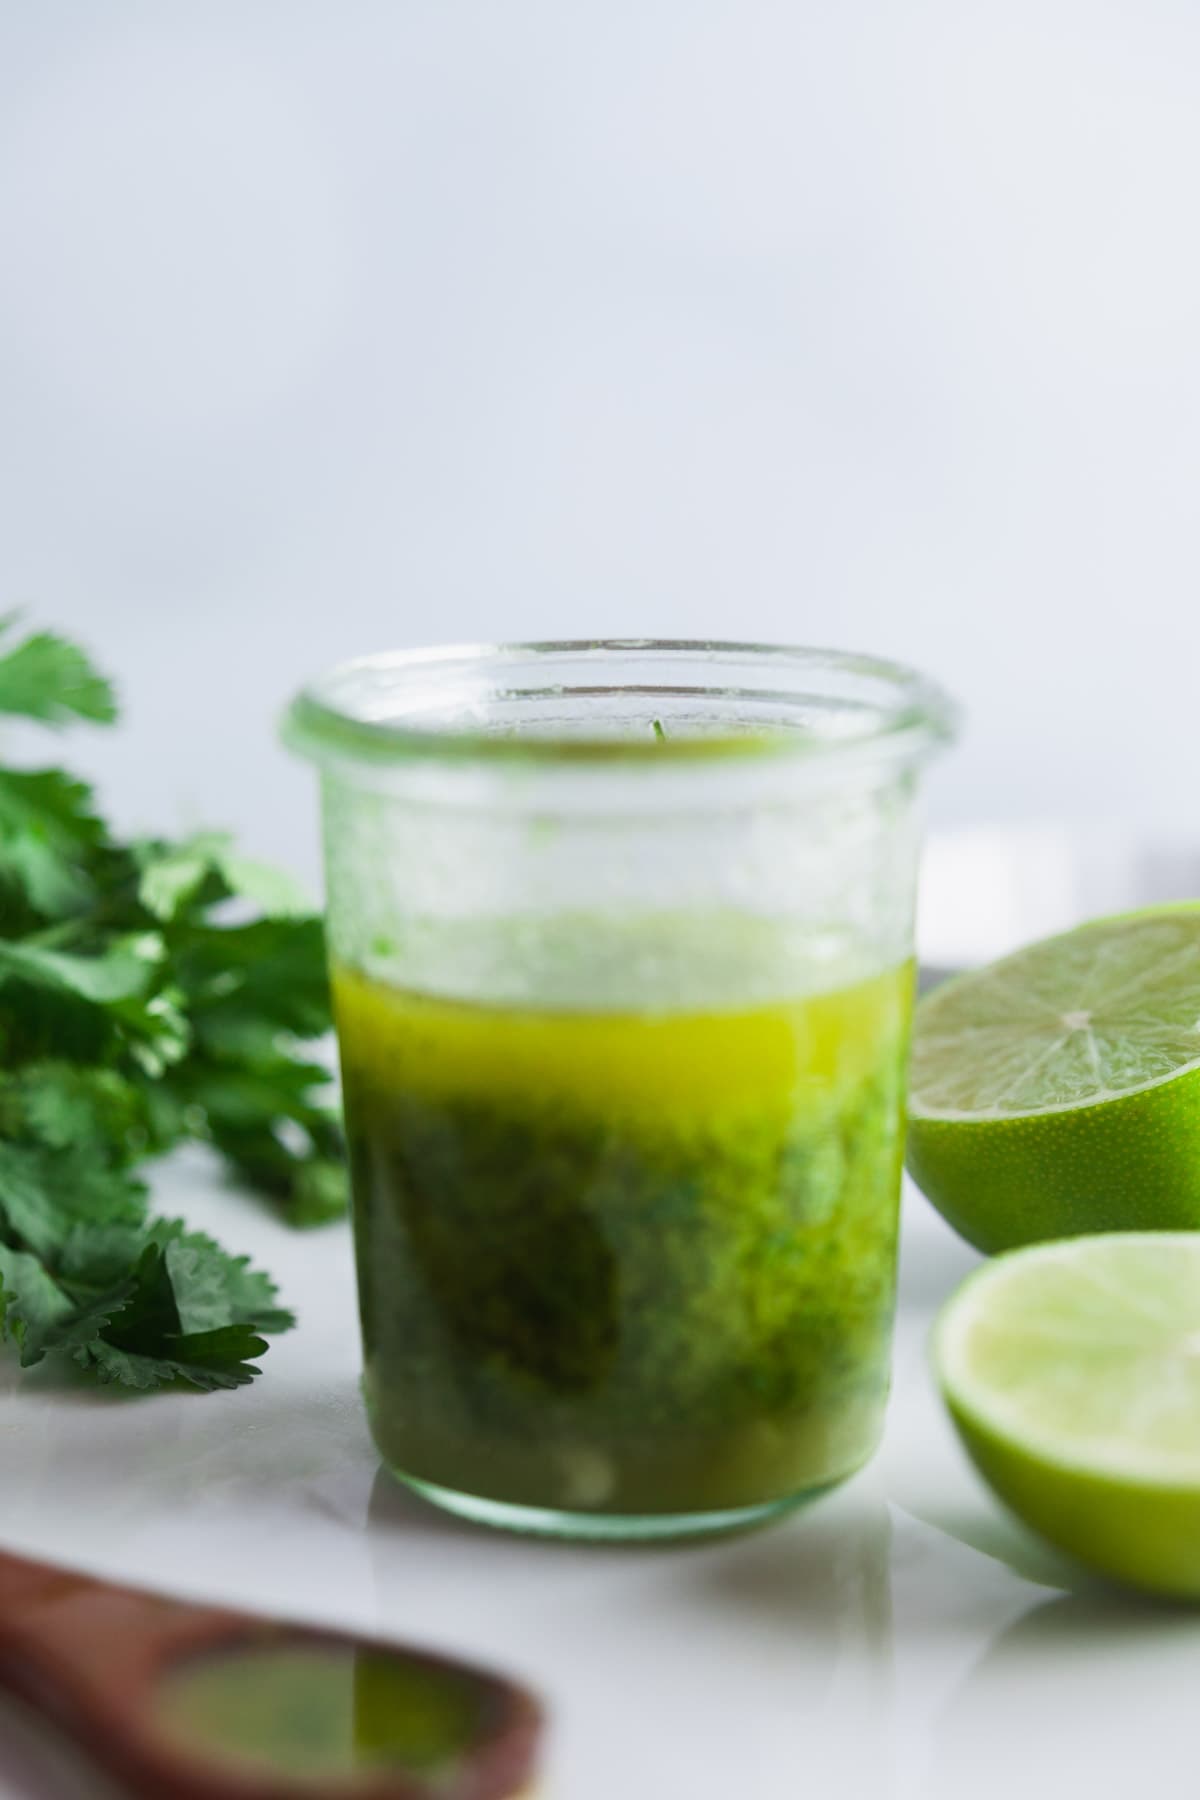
top-left (0, 1549), bottom-right (542, 1800)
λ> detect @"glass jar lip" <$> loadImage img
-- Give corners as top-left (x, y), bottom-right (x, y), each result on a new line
top-left (283, 637), bottom-right (958, 773)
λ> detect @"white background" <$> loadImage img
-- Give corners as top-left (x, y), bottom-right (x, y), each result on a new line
top-left (2, 2), bottom-right (1199, 883)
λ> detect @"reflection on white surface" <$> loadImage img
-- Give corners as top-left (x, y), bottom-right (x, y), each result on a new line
top-left (0, 1156), bottom-right (1196, 1799)
top-left (927, 1591), bottom-right (1200, 1800)
top-left (367, 1471), bottom-right (896, 1800)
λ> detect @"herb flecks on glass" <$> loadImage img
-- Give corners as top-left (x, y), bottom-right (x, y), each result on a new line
top-left (0, 616), bottom-right (346, 1390)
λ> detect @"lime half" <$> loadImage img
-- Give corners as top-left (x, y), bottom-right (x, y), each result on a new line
top-left (936, 1234), bottom-right (1200, 1596)
top-left (907, 907), bottom-right (1200, 1252)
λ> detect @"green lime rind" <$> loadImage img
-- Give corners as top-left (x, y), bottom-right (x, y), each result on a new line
top-left (908, 906), bottom-right (1200, 1253)
top-left (908, 1064), bottom-right (1200, 1252)
top-left (936, 1234), bottom-right (1200, 1597)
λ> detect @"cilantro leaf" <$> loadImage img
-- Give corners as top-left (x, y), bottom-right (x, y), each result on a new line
top-left (0, 1142), bottom-right (145, 1261)
top-left (70, 1242), bottom-right (274, 1389)
top-left (0, 1244), bottom-right (140, 1367)
top-left (173, 917), bottom-right (333, 1039)
top-left (289, 1157), bottom-right (351, 1228)
top-left (0, 1245), bottom-right (76, 1364)
top-left (0, 618), bottom-right (344, 1392)
top-left (0, 1063), bottom-right (146, 1156)
top-left (0, 617), bottom-right (117, 725)
top-left (0, 933), bottom-right (164, 1004)
top-left (114, 987), bottom-right (192, 1079)
top-left (136, 833), bottom-right (309, 922)
top-left (57, 1221), bottom-right (150, 1288)
top-left (211, 850), bottom-right (310, 919)
top-left (164, 1053), bottom-right (346, 1228)
top-left (47, 1234), bottom-right (282, 1389)
top-left (0, 768), bottom-right (106, 917)
top-left (149, 1221), bottom-right (295, 1334)
top-left (78, 1326), bottom-right (269, 1392)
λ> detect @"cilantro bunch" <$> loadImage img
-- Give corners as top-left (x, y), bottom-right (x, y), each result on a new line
top-left (0, 618), bottom-right (346, 1390)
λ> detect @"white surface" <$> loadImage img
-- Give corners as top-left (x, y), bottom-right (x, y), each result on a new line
top-left (2, 1155), bottom-right (1195, 1800)
top-left (4, 5), bottom-right (1200, 873)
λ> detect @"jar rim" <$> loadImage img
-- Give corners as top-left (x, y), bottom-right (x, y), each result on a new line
top-left (283, 638), bottom-right (958, 774)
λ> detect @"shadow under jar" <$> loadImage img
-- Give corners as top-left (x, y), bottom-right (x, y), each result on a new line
top-left (285, 641), bottom-right (956, 1540)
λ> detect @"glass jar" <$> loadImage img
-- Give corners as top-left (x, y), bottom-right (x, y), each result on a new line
top-left (285, 641), bottom-right (956, 1540)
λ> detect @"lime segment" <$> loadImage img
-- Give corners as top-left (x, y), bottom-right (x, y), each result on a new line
top-left (935, 1233), bottom-right (1200, 1595)
top-left (907, 909), bottom-right (1200, 1251)
top-left (913, 910), bottom-right (1200, 1118)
